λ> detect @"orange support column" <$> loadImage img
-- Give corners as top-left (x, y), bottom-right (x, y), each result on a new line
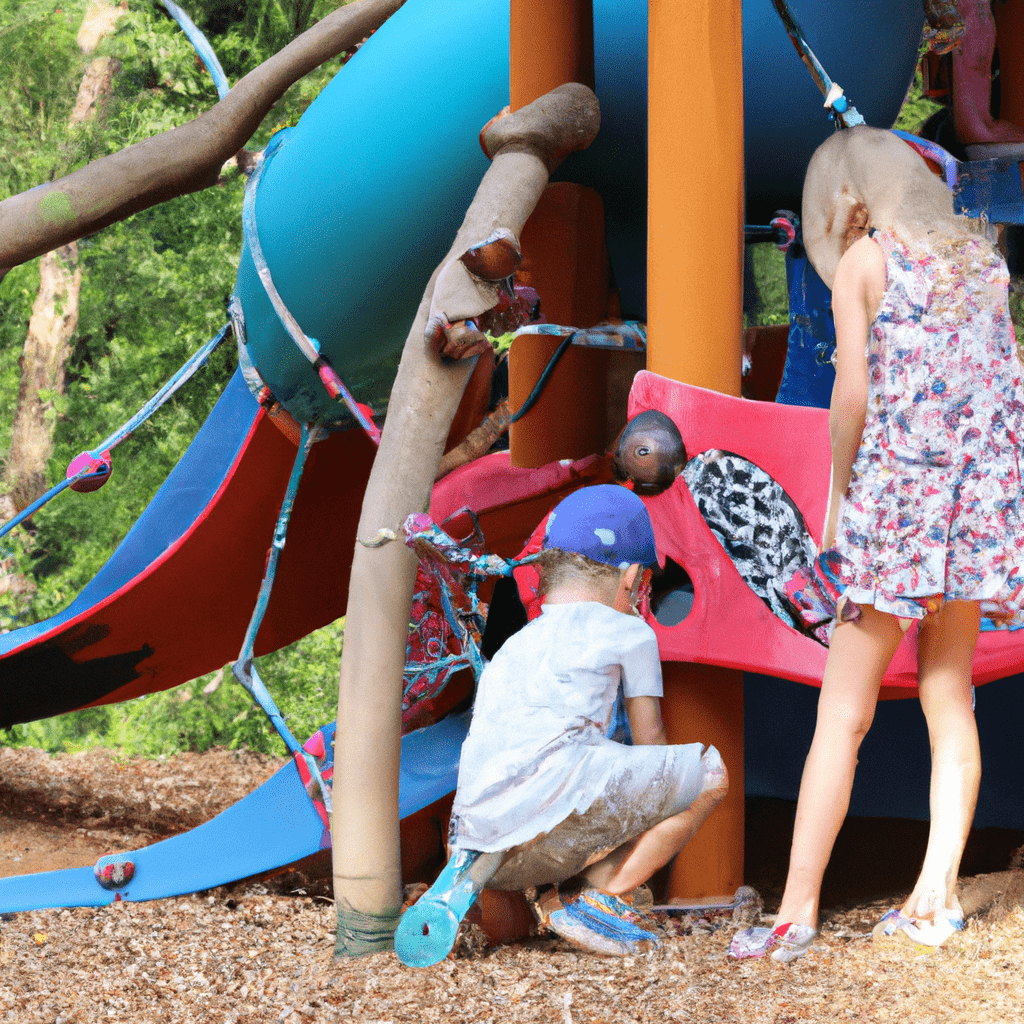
top-left (647, 0), bottom-right (746, 898)
top-left (508, 1), bottom-right (609, 469)
top-left (510, 0), bottom-right (594, 110)
top-left (508, 183), bottom-right (615, 467)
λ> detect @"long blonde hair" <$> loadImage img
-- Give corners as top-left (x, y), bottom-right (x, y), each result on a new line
top-left (801, 126), bottom-right (990, 288)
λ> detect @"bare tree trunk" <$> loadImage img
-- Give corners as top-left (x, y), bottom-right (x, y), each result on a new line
top-left (332, 83), bottom-right (601, 957)
top-left (0, 5), bottom-right (125, 608)
top-left (5, 245), bottom-right (81, 512)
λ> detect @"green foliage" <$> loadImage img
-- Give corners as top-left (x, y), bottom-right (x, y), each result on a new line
top-left (9, 180), bottom-right (242, 623)
top-left (0, 0), bottom-right (356, 627)
top-left (1, 619), bottom-right (344, 755)
top-left (0, 1), bottom-right (89, 194)
top-left (894, 68), bottom-right (943, 136)
top-left (0, 1), bottom-right (358, 756)
top-left (746, 244), bottom-right (789, 327)
top-left (1011, 287), bottom-right (1024, 338)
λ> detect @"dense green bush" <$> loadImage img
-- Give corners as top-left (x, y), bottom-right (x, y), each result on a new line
top-left (1, 619), bottom-right (344, 756)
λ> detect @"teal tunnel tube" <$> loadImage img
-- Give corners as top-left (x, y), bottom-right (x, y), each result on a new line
top-left (233, 0), bottom-right (512, 428)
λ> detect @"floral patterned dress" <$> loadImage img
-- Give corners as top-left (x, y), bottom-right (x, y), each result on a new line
top-left (788, 228), bottom-right (1024, 628)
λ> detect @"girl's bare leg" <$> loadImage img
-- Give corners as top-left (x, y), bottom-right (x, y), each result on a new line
top-left (773, 605), bottom-right (904, 928)
top-left (902, 600), bottom-right (981, 922)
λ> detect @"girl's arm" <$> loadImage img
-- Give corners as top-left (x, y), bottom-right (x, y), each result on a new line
top-left (822, 236), bottom-right (885, 549)
top-left (626, 695), bottom-right (667, 746)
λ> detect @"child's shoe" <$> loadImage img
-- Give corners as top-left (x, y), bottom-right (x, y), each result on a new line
top-left (534, 885), bottom-right (660, 956)
top-left (729, 922), bottom-right (816, 963)
top-left (568, 886), bottom-right (662, 948)
top-left (872, 906), bottom-right (963, 948)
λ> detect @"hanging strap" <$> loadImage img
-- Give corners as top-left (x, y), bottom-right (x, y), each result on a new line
top-left (770, 0), bottom-right (865, 128)
top-left (0, 323), bottom-right (231, 543)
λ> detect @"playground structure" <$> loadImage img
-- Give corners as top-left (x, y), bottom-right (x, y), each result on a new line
top-left (1, 0), bottom-right (1024, 956)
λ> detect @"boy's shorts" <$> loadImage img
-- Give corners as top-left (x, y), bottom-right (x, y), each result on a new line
top-left (485, 742), bottom-right (714, 891)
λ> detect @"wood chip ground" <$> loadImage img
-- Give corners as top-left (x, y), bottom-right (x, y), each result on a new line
top-left (2, 747), bottom-right (1023, 1023)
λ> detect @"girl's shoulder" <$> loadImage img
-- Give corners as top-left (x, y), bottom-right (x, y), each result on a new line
top-left (834, 234), bottom-right (887, 312)
top-left (842, 232), bottom-right (887, 272)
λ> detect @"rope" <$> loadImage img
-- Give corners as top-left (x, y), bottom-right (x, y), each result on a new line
top-left (508, 321), bottom-right (647, 425)
top-left (239, 138), bottom-right (381, 444)
top-left (158, 0), bottom-right (230, 99)
top-left (402, 512), bottom-right (538, 719)
top-left (229, 421), bottom-right (333, 812)
top-left (769, 0), bottom-right (865, 128)
top-left (0, 323), bottom-right (231, 543)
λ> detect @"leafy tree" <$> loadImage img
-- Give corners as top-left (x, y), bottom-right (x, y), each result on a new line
top-left (0, 0), bottom-right (356, 755)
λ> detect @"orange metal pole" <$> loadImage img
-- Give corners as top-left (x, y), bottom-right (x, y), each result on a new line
top-left (648, 0), bottom-right (746, 898)
top-left (508, 0), bottom-right (610, 470)
top-left (509, 0), bottom-right (594, 110)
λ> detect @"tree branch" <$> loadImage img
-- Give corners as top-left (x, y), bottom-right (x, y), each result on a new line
top-left (0, 0), bottom-right (406, 270)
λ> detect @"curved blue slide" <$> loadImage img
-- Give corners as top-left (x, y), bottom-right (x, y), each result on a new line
top-left (0, 712), bottom-right (469, 913)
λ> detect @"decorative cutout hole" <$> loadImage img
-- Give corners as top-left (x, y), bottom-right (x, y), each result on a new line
top-left (651, 556), bottom-right (694, 627)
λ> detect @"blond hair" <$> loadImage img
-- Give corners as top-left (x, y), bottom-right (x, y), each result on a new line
top-left (801, 126), bottom-right (991, 288)
top-left (536, 548), bottom-right (624, 603)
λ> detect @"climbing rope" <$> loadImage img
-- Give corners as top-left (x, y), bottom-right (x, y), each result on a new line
top-left (229, 420), bottom-right (334, 812)
top-left (0, 323), bottom-right (232, 543)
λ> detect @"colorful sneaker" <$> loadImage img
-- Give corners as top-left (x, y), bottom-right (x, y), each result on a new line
top-left (872, 906), bottom-right (964, 948)
top-left (534, 886), bottom-right (656, 956)
top-left (729, 922), bottom-right (816, 963)
top-left (567, 887), bottom-right (662, 949)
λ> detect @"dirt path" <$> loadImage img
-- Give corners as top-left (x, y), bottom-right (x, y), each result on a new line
top-left (3, 747), bottom-right (1024, 1023)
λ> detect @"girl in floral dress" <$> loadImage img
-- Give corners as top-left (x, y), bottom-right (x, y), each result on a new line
top-left (731, 125), bottom-right (1024, 962)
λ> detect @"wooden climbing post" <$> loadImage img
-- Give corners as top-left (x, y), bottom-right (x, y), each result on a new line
top-left (647, 0), bottom-right (746, 898)
top-left (332, 83), bottom-right (601, 957)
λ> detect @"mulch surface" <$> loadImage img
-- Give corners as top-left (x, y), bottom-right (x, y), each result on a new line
top-left (2, 747), bottom-right (1024, 1023)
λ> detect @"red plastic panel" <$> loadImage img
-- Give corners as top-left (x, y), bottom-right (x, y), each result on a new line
top-left (630, 371), bottom-right (1024, 690)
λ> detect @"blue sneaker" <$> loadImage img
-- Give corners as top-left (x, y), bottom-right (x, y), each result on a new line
top-left (536, 886), bottom-right (660, 956)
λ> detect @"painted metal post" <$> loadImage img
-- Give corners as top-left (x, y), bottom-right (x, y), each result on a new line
top-left (508, 0), bottom-right (610, 469)
top-left (647, 0), bottom-right (746, 898)
top-left (509, 0), bottom-right (593, 111)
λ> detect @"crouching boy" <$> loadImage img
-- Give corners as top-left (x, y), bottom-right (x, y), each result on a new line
top-left (449, 484), bottom-right (728, 955)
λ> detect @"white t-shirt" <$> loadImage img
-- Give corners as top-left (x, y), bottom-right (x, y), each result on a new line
top-left (451, 601), bottom-right (674, 852)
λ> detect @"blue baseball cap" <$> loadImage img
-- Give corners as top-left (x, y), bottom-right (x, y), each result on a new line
top-left (543, 485), bottom-right (658, 568)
